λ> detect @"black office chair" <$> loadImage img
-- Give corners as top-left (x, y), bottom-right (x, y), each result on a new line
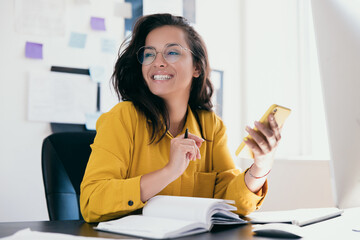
top-left (41, 131), bottom-right (96, 221)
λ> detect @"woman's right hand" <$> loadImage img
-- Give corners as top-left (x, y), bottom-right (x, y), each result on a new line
top-left (140, 132), bottom-right (204, 202)
top-left (165, 132), bottom-right (204, 179)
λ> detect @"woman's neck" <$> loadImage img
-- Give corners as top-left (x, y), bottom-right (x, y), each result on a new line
top-left (166, 100), bottom-right (188, 137)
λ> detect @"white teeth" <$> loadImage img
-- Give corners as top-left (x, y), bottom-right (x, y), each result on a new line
top-left (153, 75), bottom-right (171, 80)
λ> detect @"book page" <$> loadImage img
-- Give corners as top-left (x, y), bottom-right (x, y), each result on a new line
top-left (211, 209), bottom-right (246, 224)
top-left (143, 196), bottom-right (235, 226)
top-left (96, 215), bottom-right (208, 239)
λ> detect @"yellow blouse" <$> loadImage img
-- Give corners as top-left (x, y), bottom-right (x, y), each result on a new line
top-left (80, 101), bottom-right (267, 222)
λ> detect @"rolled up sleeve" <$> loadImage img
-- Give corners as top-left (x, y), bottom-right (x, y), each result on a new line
top-left (215, 169), bottom-right (267, 216)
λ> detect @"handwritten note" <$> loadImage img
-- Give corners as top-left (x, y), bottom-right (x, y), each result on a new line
top-left (25, 41), bottom-right (43, 59)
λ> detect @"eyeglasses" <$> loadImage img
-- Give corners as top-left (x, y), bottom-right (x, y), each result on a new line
top-left (136, 43), bottom-right (194, 65)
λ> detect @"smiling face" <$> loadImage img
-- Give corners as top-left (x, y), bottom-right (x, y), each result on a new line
top-left (141, 25), bottom-right (200, 103)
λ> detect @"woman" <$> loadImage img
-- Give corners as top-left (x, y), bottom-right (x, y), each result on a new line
top-left (80, 13), bottom-right (281, 223)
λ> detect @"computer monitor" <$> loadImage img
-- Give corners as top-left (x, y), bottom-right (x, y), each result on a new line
top-left (311, 0), bottom-right (360, 209)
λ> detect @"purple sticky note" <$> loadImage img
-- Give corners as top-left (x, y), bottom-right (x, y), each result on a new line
top-left (90, 17), bottom-right (106, 31)
top-left (25, 42), bottom-right (43, 59)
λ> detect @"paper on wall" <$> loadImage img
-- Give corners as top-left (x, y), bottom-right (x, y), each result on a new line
top-left (27, 71), bottom-right (97, 124)
top-left (89, 66), bottom-right (106, 83)
top-left (100, 38), bottom-right (117, 54)
top-left (85, 112), bottom-right (102, 130)
top-left (74, 0), bottom-right (91, 5)
top-left (68, 32), bottom-right (87, 49)
top-left (113, 2), bottom-right (132, 19)
top-left (143, 0), bottom-right (182, 16)
top-left (14, 0), bottom-right (66, 36)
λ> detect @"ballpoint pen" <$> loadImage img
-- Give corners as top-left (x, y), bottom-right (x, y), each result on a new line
top-left (184, 128), bottom-right (189, 160)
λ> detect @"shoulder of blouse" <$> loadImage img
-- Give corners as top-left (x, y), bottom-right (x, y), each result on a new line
top-left (196, 109), bottom-right (224, 129)
top-left (96, 101), bottom-right (146, 129)
top-left (107, 101), bottom-right (136, 115)
top-left (104, 101), bottom-right (143, 120)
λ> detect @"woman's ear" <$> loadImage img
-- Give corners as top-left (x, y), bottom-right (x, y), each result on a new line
top-left (193, 64), bottom-right (201, 78)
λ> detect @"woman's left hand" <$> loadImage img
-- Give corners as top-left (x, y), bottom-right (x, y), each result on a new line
top-left (244, 113), bottom-right (281, 172)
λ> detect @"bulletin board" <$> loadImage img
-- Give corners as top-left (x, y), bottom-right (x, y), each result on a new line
top-left (16, 0), bottom-right (134, 131)
top-left (19, 0), bottom-right (197, 132)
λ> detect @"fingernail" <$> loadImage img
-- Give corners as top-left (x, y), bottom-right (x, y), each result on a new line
top-left (246, 126), bottom-right (251, 131)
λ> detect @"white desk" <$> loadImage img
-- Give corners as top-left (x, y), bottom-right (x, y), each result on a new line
top-left (302, 207), bottom-right (360, 239)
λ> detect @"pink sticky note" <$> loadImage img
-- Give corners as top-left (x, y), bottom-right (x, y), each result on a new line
top-left (90, 17), bottom-right (106, 31)
top-left (25, 42), bottom-right (43, 59)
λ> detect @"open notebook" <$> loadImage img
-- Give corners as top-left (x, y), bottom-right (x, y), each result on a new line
top-left (95, 195), bottom-right (246, 239)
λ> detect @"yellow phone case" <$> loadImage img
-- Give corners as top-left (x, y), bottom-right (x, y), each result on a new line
top-left (235, 104), bottom-right (291, 158)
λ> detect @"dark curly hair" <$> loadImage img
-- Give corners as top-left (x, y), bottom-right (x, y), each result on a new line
top-left (112, 13), bottom-right (213, 143)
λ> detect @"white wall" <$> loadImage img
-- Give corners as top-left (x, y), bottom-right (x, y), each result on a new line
top-left (195, 0), bottom-right (243, 155)
top-left (0, 0), bottom-right (52, 222)
top-left (249, 159), bottom-right (335, 211)
top-left (0, 0), bottom-right (122, 222)
top-left (0, 0), bottom-right (334, 222)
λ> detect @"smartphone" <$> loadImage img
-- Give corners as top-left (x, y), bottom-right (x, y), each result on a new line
top-left (235, 104), bottom-right (291, 159)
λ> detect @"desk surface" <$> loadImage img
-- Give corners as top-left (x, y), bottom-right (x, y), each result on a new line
top-left (1, 208), bottom-right (359, 240)
top-left (0, 221), bottom-right (286, 240)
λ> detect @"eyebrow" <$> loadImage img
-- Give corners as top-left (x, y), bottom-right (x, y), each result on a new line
top-left (144, 43), bottom-right (181, 49)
